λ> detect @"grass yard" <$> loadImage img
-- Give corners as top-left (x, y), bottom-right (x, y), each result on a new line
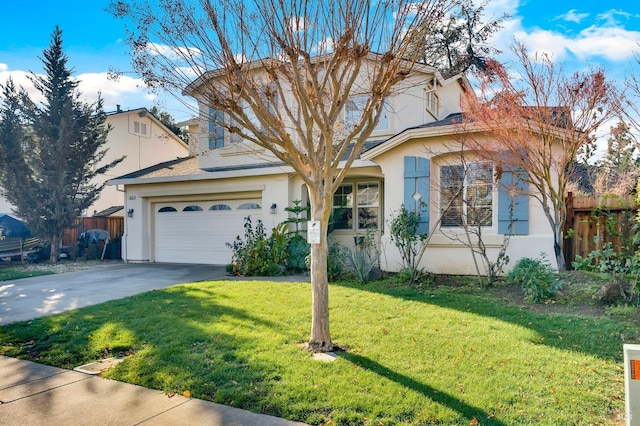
top-left (0, 278), bottom-right (633, 425)
top-left (0, 266), bottom-right (52, 281)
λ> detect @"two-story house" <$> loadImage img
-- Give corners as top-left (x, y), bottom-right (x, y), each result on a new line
top-left (108, 59), bottom-right (555, 274)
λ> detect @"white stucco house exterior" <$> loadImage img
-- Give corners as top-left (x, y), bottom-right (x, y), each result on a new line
top-left (108, 59), bottom-right (556, 275)
top-left (0, 107), bottom-right (189, 219)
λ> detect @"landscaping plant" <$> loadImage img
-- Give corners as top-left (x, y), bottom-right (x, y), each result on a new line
top-left (344, 229), bottom-right (380, 284)
top-left (226, 217), bottom-right (288, 276)
top-left (283, 200), bottom-right (311, 272)
top-left (507, 255), bottom-right (563, 303)
top-left (388, 205), bottom-right (429, 284)
top-left (571, 198), bottom-right (639, 305)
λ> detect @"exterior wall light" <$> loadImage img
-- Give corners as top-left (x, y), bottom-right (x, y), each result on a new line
top-left (127, 208), bottom-right (134, 218)
top-left (270, 203), bottom-right (277, 214)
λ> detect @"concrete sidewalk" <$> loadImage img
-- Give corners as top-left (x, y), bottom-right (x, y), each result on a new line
top-left (0, 356), bottom-right (306, 425)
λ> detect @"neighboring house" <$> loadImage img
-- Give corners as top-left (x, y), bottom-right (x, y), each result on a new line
top-left (108, 60), bottom-right (555, 274)
top-left (0, 107), bottom-right (189, 219)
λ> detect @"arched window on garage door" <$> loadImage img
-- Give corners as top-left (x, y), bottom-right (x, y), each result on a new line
top-left (209, 204), bottom-right (232, 211)
top-left (183, 205), bottom-right (203, 212)
top-left (158, 206), bottom-right (177, 212)
top-left (238, 203), bottom-right (261, 210)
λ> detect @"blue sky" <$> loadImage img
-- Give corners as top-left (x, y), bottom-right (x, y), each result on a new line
top-left (1, 1), bottom-right (640, 122)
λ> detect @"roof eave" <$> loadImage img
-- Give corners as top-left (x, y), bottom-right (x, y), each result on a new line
top-left (361, 124), bottom-right (480, 160)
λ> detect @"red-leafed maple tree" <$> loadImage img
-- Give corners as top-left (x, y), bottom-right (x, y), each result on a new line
top-left (461, 42), bottom-right (621, 270)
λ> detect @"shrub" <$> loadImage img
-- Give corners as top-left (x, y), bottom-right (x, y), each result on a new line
top-left (327, 238), bottom-right (347, 281)
top-left (285, 234), bottom-right (310, 272)
top-left (226, 217), bottom-right (288, 276)
top-left (305, 237), bottom-right (347, 282)
top-left (507, 256), bottom-right (563, 303)
top-left (345, 231), bottom-right (379, 284)
top-left (388, 205), bottom-right (428, 284)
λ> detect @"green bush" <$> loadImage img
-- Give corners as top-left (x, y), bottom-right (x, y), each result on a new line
top-left (327, 238), bottom-right (347, 281)
top-left (304, 237), bottom-right (347, 282)
top-left (388, 205), bottom-right (428, 284)
top-left (507, 256), bottom-right (563, 303)
top-left (226, 217), bottom-right (288, 276)
top-left (285, 234), bottom-right (310, 272)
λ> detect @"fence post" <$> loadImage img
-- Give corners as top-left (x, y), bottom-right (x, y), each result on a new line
top-left (564, 192), bottom-right (574, 270)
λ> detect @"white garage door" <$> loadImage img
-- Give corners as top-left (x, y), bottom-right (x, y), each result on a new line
top-left (154, 199), bottom-right (263, 264)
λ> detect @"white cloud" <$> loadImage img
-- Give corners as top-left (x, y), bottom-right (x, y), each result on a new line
top-left (556, 9), bottom-right (589, 24)
top-left (489, 5), bottom-right (640, 63)
top-left (147, 42), bottom-right (202, 61)
top-left (0, 62), bottom-right (195, 121)
top-left (0, 66), bottom-right (154, 112)
top-left (515, 25), bottom-right (640, 62)
top-left (596, 9), bottom-right (633, 26)
top-left (288, 16), bottom-right (307, 32)
top-left (568, 26), bottom-right (640, 61)
top-left (76, 72), bottom-right (153, 109)
top-left (0, 67), bottom-right (43, 103)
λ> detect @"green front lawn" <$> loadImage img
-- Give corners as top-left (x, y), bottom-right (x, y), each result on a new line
top-left (0, 279), bottom-right (631, 425)
top-left (0, 267), bottom-right (52, 281)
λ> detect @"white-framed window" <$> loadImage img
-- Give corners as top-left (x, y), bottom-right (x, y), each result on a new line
top-left (440, 163), bottom-right (493, 228)
top-left (425, 90), bottom-right (439, 116)
top-left (344, 95), bottom-right (389, 132)
top-left (208, 107), bottom-right (225, 149)
top-left (332, 181), bottom-right (380, 231)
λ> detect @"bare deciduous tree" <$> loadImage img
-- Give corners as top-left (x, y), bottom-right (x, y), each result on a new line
top-left (461, 42), bottom-right (621, 271)
top-left (109, 0), bottom-right (458, 351)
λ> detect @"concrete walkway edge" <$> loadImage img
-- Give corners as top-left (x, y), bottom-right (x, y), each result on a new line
top-left (0, 355), bottom-right (307, 425)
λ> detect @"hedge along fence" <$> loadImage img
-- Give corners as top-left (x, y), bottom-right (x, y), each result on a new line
top-left (563, 192), bottom-right (638, 269)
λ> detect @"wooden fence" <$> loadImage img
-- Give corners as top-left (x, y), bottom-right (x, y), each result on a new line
top-left (563, 192), bottom-right (637, 268)
top-left (62, 217), bottom-right (124, 246)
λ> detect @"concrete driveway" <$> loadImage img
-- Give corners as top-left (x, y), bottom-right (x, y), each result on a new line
top-left (0, 263), bottom-right (228, 325)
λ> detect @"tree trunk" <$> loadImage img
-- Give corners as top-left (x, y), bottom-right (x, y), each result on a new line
top-left (49, 234), bottom-right (60, 263)
top-left (306, 188), bottom-right (333, 352)
top-left (308, 236), bottom-right (332, 351)
top-left (553, 228), bottom-right (566, 272)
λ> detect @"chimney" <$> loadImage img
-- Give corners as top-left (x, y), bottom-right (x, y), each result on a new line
top-left (116, 104), bottom-right (121, 113)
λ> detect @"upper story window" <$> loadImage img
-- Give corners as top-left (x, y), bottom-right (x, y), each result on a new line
top-left (345, 95), bottom-right (389, 132)
top-left (332, 181), bottom-right (380, 231)
top-left (208, 107), bottom-right (225, 149)
top-left (208, 85), bottom-right (277, 149)
top-left (440, 163), bottom-right (493, 228)
top-left (425, 91), bottom-right (439, 116)
top-left (425, 76), bottom-right (440, 117)
top-left (245, 84), bottom-right (278, 136)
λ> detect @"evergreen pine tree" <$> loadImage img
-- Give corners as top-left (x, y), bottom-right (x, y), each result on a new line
top-left (0, 26), bottom-right (121, 262)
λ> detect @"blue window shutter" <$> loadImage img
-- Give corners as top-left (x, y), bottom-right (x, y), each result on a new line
top-left (404, 156), bottom-right (430, 234)
top-left (208, 107), bottom-right (224, 149)
top-left (498, 168), bottom-right (529, 235)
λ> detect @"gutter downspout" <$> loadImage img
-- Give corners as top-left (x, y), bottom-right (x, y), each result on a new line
top-left (115, 184), bottom-right (128, 263)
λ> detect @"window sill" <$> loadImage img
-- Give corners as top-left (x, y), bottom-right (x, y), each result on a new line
top-left (219, 143), bottom-right (265, 157)
top-left (427, 232), bottom-right (506, 248)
